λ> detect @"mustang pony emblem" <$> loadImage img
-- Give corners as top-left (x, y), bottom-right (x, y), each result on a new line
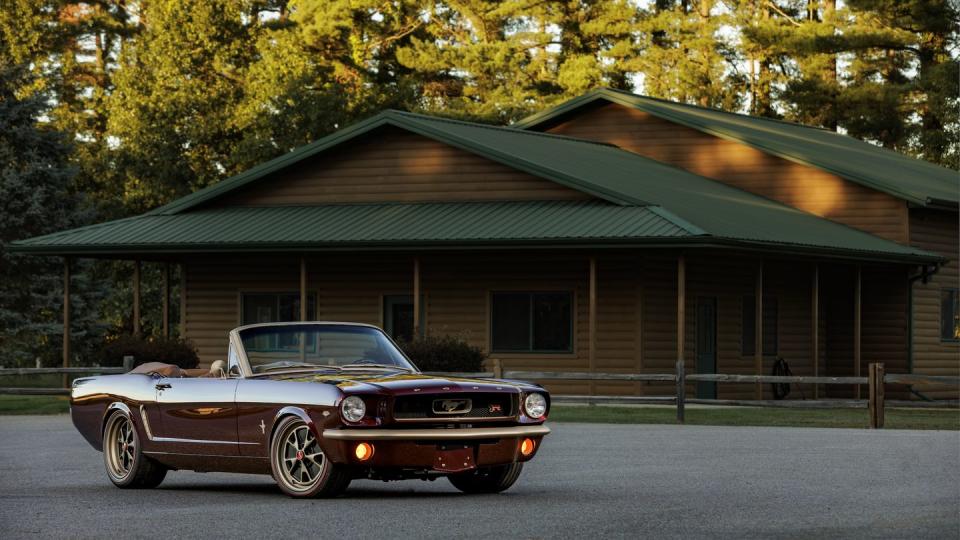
top-left (433, 398), bottom-right (472, 414)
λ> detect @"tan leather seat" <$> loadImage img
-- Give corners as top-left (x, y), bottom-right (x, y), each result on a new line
top-left (129, 361), bottom-right (227, 378)
top-left (129, 362), bottom-right (184, 378)
top-left (209, 360), bottom-right (226, 378)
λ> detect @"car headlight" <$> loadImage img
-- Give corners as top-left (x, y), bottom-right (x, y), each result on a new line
top-left (341, 396), bottom-right (366, 423)
top-left (523, 393), bottom-right (547, 419)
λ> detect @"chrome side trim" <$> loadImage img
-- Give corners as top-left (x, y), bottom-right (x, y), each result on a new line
top-left (322, 425), bottom-right (550, 441)
top-left (149, 436), bottom-right (259, 446)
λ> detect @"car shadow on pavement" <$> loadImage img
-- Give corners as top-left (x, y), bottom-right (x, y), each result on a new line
top-left (154, 481), bottom-right (498, 499)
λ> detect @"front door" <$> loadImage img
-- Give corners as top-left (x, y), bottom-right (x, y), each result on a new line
top-left (696, 297), bottom-right (718, 399)
top-left (153, 378), bottom-right (240, 455)
top-left (384, 295), bottom-right (423, 342)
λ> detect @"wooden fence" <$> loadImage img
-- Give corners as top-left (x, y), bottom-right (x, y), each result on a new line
top-left (1, 357), bottom-right (957, 429)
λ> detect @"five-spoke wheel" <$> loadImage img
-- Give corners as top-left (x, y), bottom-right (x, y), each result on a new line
top-left (102, 410), bottom-right (166, 488)
top-left (269, 416), bottom-right (351, 498)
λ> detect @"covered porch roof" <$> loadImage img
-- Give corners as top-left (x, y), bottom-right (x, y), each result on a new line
top-left (8, 199), bottom-right (942, 264)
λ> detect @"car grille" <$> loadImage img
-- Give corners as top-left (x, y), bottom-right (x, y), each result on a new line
top-left (393, 393), bottom-right (517, 420)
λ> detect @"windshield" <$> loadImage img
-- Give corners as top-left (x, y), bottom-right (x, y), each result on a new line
top-left (238, 324), bottom-right (416, 374)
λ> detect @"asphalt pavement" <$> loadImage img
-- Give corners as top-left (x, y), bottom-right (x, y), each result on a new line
top-left (0, 415), bottom-right (957, 539)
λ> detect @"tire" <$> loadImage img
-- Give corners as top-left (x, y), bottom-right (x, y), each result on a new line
top-left (448, 462), bottom-right (524, 494)
top-left (269, 416), bottom-right (351, 498)
top-left (102, 410), bottom-right (167, 489)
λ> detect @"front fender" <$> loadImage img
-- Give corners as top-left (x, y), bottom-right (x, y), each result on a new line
top-left (273, 406), bottom-right (316, 439)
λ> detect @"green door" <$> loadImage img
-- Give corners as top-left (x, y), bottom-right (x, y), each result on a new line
top-left (383, 295), bottom-right (424, 342)
top-left (696, 297), bottom-right (718, 399)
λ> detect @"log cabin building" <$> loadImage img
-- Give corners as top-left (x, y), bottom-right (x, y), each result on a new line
top-left (13, 89), bottom-right (959, 400)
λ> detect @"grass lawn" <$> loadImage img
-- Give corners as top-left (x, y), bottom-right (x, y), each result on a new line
top-left (0, 395), bottom-right (70, 415)
top-left (549, 405), bottom-right (960, 430)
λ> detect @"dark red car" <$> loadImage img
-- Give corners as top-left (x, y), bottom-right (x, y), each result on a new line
top-left (71, 322), bottom-right (550, 497)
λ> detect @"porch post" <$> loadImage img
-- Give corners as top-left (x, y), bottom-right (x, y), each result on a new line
top-left (299, 257), bottom-right (308, 362)
top-left (299, 257), bottom-right (308, 321)
top-left (132, 260), bottom-right (141, 337)
top-left (179, 263), bottom-right (187, 338)
top-left (162, 263), bottom-right (170, 338)
top-left (854, 265), bottom-right (862, 399)
top-left (811, 263), bottom-right (820, 400)
top-left (588, 256), bottom-right (597, 395)
top-left (413, 257), bottom-right (421, 337)
top-left (62, 257), bottom-right (71, 388)
top-left (755, 261), bottom-right (763, 400)
top-left (677, 255), bottom-right (685, 386)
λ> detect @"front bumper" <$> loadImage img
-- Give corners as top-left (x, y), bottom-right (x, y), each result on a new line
top-left (320, 424), bottom-right (550, 471)
top-left (322, 424), bottom-right (550, 441)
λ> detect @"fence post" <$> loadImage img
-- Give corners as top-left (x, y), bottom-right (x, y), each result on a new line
top-left (123, 355), bottom-right (135, 372)
top-left (868, 363), bottom-right (885, 429)
top-left (675, 359), bottom-right (686, 424)
top-left (492, 358), bottom-right (502, 379)
top-left (875, 363), bottom-right (885, 429)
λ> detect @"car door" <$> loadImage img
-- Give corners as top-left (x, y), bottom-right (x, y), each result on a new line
top-left (153, 376), bottom-right (240, 456)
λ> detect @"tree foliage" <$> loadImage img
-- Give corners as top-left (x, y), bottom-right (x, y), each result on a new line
top-left (0, 66), bottom-right (107, 366)
top-left (0, 0), bottom-right (956, 363)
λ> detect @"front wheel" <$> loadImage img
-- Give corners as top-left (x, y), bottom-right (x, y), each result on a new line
top-left (103, 411), bottom-right (167, 488)
top-left (448, 462), bottom-right (523, 494)
top-left (269, 416), bottom-right (351, 498)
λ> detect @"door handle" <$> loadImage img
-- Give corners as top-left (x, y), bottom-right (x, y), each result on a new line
top-left (155, 383), bottom-right (172, 390)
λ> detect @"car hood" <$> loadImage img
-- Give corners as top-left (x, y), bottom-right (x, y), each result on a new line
top-left (273, 371), bottom-right (541, 396)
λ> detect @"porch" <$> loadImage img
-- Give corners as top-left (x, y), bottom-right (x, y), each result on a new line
top-left (70, 248), bottom-right (912, 400)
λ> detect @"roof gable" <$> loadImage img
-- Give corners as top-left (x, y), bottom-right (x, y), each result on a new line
top-left (151, 111), bottom-right (636, 215)
top-left (205, 126), bottom-right (590, 207)
top-left (515, 88), bottom-right (959, 208)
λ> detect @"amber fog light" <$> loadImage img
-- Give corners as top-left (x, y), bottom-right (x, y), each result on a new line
top-left (519, 438), bottom-right (536, 456)
top-left (355, 442), bottom-right (374, 461)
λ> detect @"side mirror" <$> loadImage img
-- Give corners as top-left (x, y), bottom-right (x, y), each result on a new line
top-left (228, 364), bottom-right (242, 378)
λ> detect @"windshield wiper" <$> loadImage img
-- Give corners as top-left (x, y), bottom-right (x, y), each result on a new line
top-left (340, 362), bottom-right (414, 372)
top-left (255, 362), bottom-right (342, 373)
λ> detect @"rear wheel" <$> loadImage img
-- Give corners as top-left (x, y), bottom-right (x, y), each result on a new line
top-left (103, 411), bottom-right (166, 488)
top-left (270, 416), bottom-right (351, 498)
top-left (448, 462), bottom-right (523, 494)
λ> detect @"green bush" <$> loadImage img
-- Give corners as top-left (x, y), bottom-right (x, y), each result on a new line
top-left (89, 335), bottom-right (199, 369)
top-left (397, 335), bottom-right (485, 372)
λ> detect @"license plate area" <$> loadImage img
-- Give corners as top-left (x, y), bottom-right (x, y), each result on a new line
top-left (433, 444), bottom-right (475, 473)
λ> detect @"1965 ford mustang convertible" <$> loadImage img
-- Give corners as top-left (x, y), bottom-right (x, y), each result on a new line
top-left (71, 322), bottom-right (550, 497)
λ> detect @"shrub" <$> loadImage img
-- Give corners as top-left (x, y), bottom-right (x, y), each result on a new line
top-left (397, 335), bottom-right (485, 372)
top-left (90, 335), bottom-right (199, 369)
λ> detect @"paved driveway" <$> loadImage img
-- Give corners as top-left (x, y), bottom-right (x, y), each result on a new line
top-left (0, 415), bottom-right (957, 539)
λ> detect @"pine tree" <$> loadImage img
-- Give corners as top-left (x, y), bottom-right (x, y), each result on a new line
top-left (633, 0), bottom-right (742, 110)
top-left (0, 66), bottom-right (106, 367)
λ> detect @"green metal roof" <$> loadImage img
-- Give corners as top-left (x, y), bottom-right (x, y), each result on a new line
top-left (11, 109), bottom-right (943, 263)
top-left (10, 200), bottom-right (937, 262)
top-left (11, 201), bottom-right (690, 253)
top-left (515, 88), bottom-right (960, 207)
